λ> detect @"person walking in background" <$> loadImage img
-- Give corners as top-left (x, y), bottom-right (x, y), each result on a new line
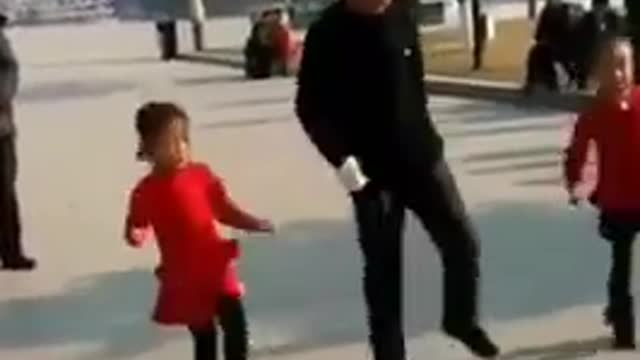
top-left (565, 37), bottom-right (638, 350)
top-left (125, 102), bottom-right (274, 360)
top-left (0, 7), bottom-right (36, 271)
top-left (295, 0), bottom-right (499, 358)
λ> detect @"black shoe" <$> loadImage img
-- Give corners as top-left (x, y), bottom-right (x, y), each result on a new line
top-left (613, 339), bottom-right (636, 350)
top-left (444, 326), bottom-right (500, 358)
top-left (1, 256), bottom-right (36, 271)
top-left (607, 301), bottom-right (636, 350)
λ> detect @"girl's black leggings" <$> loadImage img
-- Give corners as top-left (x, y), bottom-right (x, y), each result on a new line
top-left (188, 297), bottom-right (248, 360)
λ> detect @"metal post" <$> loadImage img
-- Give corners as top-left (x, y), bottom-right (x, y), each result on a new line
top-left (528, 0), bottom-right (538, 20)
top-left (471, 0), bottom-right (485, 70)
top-left (190, 0), bottom-right (206, 51)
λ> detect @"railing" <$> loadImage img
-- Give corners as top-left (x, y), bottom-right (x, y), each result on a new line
top-left (11, 0), bottom-right (115, 25)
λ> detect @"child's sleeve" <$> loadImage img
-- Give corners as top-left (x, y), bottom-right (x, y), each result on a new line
top-left (564, 113), bottom-right (594, 191)
top-left (204, 166), bottom-right (263, 231)
top-left (124, 182), bottom-right (152, 247)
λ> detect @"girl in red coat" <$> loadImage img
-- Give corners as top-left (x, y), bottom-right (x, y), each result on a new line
top-left (564, 37), bottom-right (638, 350)
top-left (124, 101), bottom-right (274, 360)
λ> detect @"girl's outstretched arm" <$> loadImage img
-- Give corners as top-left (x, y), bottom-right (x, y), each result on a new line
top-left (124, 183), bottom-right (152, 247)
top-left (564, 113), bottom-right (594, 201)
top-left (216, 191), bottom-right (274, 233)
top-left (205, 166), bottom-right (273, 233)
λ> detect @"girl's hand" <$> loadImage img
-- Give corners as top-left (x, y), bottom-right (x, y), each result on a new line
top-left (569, 195), bottom-right (580, 207)
top-left (254, 219), bottom-right (275, 234)
top-left (127, 227), bottom-right (150, 247)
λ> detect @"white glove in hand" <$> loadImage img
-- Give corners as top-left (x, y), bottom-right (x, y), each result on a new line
top-left (337, 156), bottom-right (369, 193)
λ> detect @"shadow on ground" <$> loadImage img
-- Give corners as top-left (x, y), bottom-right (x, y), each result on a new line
top-left (25, 57), bottom-right (158, 69)
top-left (501, 336), bottom-right (611, 360)
top-left (0, 201), bottom-right (611, 358)
top-left (17, 80), bottom-right (136, 103)
top-left (0, 269), bottom-right (171, 359)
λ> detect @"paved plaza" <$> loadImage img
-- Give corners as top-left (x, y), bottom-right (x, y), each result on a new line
top-left (0, 21), bottom-right (638, 360)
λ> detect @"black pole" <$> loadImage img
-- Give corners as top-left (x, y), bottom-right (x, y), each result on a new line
top-left (527, 0), bottom-right (537, 20)
top-left (471, 0), bottom-right (485, 70)
top-left (192, 22), bottom-right (204, 51)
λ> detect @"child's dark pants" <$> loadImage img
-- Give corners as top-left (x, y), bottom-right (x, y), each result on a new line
top-left (599, 212), bottom-right (637, 348)
top-left (189, 297), bottom-right (248, 360)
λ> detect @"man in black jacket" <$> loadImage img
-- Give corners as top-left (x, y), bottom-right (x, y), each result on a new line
top-left (0, 11), bottom-right (36, 271)
top-left (295, 0), bottom-right (498, 358)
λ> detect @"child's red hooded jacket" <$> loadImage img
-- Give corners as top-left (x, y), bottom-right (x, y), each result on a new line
top-left (565, 87), bottom-right (640, 212)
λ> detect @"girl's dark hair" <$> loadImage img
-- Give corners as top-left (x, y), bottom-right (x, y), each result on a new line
top-left (134, 101), bottom-right (189, 160)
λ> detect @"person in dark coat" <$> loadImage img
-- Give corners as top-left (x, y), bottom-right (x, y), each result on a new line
top-left (573, 0), bottom-right (624, 89)
top-left (0, 11), bottom-right (36, 271)
top-left (294, 0), bottom-right (499, 359)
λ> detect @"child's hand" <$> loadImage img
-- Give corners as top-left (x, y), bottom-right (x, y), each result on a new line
top-left (254, 219), bottom-right (275, 234)
top-left (568, 186), bottom-right (589, 208)
top-left (569, 195), bottom-right (580, 207)
top-left (127, 227), bottom-right (150, 247)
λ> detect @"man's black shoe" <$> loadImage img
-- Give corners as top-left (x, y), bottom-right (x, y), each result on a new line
top-left (605, 300), bottom-right (636, 351)
top-left (444, 326), bottom-right (500, 358)
top-left (613, 339), bottom-right (636, 350)
top-left (2, 256), bottom-right (36, 271)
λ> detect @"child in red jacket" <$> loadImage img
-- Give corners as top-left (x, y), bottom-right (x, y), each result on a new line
top-left (124, 102), bottom-right (274, 360)
top-left (564, 37), bottom-right (638, 350)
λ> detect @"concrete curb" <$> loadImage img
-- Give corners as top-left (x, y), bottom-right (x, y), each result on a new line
top-left (176, 52), bottom-right (245, 70)
top-left (425, 75), bottom-right (593, 112)
top-left (177, 50), bottom-right (594, 113)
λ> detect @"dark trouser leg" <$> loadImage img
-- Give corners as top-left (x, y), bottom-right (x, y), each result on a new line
top-left (192, 21), bottom-right (204, 51)
top-left (156, 21), bottom-right (177, 61)
top-left (404, 161), bottom-right (479, 330)
top-left (600, 214), bottom-right (636, 348)
top-left (0, 136), bottom-right (23, 263)
top-left (218, 297), bottom-right (249, 360)
top-left (189, 324), bottom-right (218, 360)
top-left (609, 239), bottom-right (634, 311)
top-left (401, 160), bottom-right (498, 357)
top-left (352, 184), bottom-right (406, 360)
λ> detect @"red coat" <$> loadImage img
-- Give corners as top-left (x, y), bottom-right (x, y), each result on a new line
top-left (125, 163), bottom-right (261, 327)
top-left (565, 88), bottom-right (640, 212)
top-left (273, 23), bottom-right (302, 64)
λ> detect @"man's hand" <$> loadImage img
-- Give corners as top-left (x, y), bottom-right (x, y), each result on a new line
top-left (337, 156), bottom-right (369, 193)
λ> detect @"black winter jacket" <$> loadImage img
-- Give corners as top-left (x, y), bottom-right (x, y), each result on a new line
top-left (295, 0), bottom-right (443, 185)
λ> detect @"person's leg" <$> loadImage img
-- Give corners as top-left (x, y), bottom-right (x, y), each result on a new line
top-left (599, 214), bottom-right (636, 349)
top-left (402, 160), bottom-right (498, 358)
top-left (166, 20), bottom-right (178, 59)
top-left (188, 324), bottom-right (218, 360)
top-left (353, 183), bottom-right (406, 360)
top-left (0, 136), bottom-right (33, 270)
top-left (524, 44), bottom-right (542, 94)
top-left (218, 297), bottom-right (249, 360)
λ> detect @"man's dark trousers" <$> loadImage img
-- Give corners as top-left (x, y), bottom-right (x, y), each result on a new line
top-left (0, 135), bottom-right (23, 263)
top-left (352, 160), bottom-right (480, 360)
